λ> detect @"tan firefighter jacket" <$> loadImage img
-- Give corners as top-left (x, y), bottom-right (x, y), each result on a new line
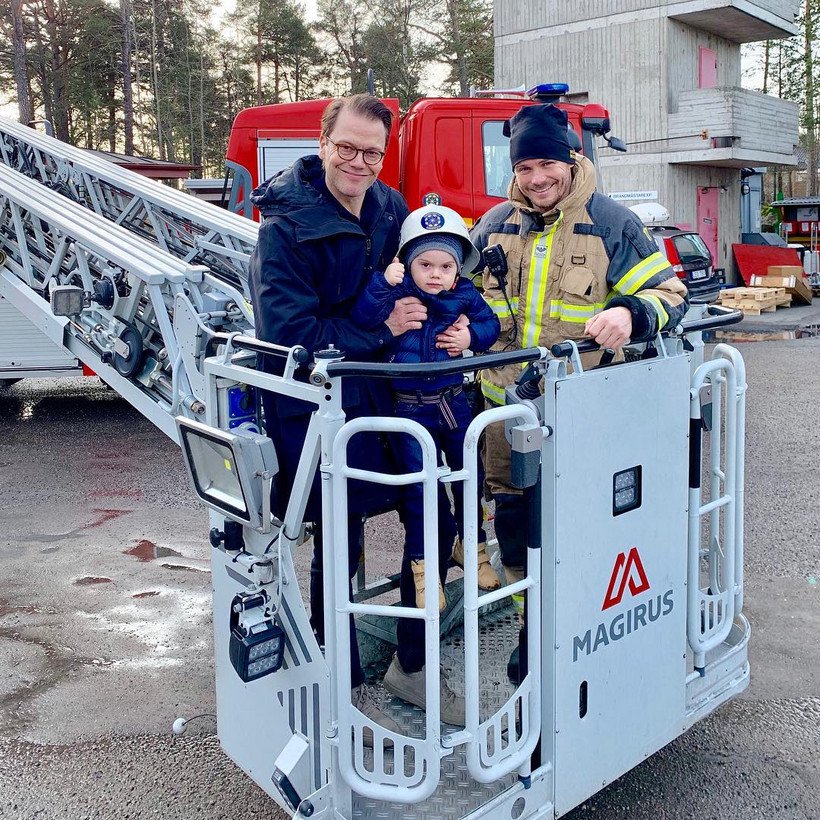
top-left (469, 155), bottom-right (689, 405)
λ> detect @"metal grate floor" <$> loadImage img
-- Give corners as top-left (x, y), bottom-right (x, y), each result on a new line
top-left (353, 605), bottom-right (522, 819)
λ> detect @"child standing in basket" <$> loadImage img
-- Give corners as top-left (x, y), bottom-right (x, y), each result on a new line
top-left (351, 205), bottom-right (502, 613)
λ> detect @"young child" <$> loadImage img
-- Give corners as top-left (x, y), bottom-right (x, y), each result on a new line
top-left (351, 205), bottom-right (502, 611)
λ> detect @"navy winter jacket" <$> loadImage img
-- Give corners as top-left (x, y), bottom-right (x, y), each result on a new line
top-left (247, 156), bottom-right (411, 520)
top-left (248, 155), bottom-right (410, 418)
top-left (351, 272), bottom-right (501, 392)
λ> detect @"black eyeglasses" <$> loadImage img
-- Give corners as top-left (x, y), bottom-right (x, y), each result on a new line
top-left (326, 138), bottom-right (385, 166)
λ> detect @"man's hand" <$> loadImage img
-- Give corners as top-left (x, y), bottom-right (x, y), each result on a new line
top-left (385, 296), bottom-right (427, 336)
top-left (436, 315), bottom-right (472, 357)
top-left (584, 306), bottom-right (632, 350)
top-left (384, 257), bottom-right (405, 286)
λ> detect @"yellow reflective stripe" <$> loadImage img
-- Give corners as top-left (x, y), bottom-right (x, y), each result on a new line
top-left (486, 296), bottom-right (519, 318)
top-left (481, 379), bottom-right (506, 405)
top-left (522, 221), bottom-right (559, 348)
top-left (522, 232), bottom-right (546, 348)
top-left (548, 300), bottom-right (605, 322)
top-left (612, 252), bottom-right (669, 296)
top-left (638, 293), bottom-right (670, 328)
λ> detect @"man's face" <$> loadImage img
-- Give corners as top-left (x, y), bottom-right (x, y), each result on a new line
top-left (319, 109), bottom-right (387, 210)
top-left (513, 158), bottom-right (574, 211)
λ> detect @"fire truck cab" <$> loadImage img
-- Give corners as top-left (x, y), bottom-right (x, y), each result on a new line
top-left (224, 84), bottom-right (625, 224)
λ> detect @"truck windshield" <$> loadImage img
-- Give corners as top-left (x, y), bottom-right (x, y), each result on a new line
top-left (482, 121), bottom-right (513, 198)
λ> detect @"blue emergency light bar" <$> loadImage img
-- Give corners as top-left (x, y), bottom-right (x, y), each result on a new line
top-left (527, 83), bottom-right (570, 102)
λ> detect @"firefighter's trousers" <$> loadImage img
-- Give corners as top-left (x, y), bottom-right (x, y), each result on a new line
top-left (483, 408), bottom-right (527, 572)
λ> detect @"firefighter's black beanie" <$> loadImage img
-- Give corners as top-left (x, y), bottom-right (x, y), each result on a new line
top-left (505, 104), bottom-right (574, 168)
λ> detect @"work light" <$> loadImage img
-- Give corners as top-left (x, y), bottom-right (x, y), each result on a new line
top-left (177, 417), bottom-right (277, 532)
top-left (613, 466), bottom-right (642, 516)
top-left (229, 620), bottom-right (285, 682)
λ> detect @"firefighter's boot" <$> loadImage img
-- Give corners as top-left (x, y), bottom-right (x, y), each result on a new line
top-left (410, 559), bottom-right (446, 611)
top-left (503, 564), bottom-right (527, 617)
top-left (451, 537), bottom-right (501, 591)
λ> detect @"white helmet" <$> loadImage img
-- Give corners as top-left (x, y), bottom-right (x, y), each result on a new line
top-left (397, 205), bottom-right (480, 273)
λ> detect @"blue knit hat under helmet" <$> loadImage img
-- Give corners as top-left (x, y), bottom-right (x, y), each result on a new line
top-left (403, 234), bottom-right (464, 273)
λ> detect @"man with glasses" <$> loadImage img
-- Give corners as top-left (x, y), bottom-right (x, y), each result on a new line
top-left (248, 94), bottom-right (465, 742)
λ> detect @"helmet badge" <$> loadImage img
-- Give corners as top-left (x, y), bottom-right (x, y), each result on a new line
top-left (420, 212), bottom-right (445, 230)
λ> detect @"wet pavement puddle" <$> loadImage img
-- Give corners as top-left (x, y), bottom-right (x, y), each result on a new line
top-left (123, 539), bottom-right (182, 562)
top-left (704, 325), bottom-right (819, 343)
top-left (0, 604), bottom-right (41, 617)
top-left (28, 508), bottom-right (132, 544)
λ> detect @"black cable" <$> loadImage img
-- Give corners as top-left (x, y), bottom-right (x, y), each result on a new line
top-left (498, 275), bottom-right (519, 352)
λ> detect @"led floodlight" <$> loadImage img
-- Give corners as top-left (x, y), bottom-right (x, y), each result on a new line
top-left (228, 591), bottom-right (285, 683)
top-left (613, 465), bottom-right (642, 516)
top-left (176, 417), bottom-right (278, 532)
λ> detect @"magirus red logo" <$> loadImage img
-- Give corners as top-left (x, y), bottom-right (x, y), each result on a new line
top-left (572, 547), bottom-right (673, 662)
top-left (602, 547), bottom-right (650, 610)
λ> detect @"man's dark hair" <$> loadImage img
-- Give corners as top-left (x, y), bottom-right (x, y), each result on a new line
top-left (321, 94), bottom-right (393, 145)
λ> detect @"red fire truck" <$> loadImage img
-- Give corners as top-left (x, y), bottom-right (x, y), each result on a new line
top-left (223, 83), bottom-right (625, 225)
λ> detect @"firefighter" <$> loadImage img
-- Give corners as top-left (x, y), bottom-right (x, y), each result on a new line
top-left (248, 94), bottom-right (465, 736)
top-left (470, 103), bottom-right (689, 680)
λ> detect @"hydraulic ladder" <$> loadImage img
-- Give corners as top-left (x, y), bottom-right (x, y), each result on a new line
top-left (0, 119), bottom-right (257, 440)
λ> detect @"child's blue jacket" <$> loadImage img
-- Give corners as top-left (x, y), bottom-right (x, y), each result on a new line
top-left (351, 272), bottom-right (501, 391)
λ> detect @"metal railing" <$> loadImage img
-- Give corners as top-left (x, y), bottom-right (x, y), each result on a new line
top-left (461, 403), bottom-right (542, 784)
top-left (686, 345), bottom-right (747, 671)
top-left (331, 416), bottom-right (445, 802)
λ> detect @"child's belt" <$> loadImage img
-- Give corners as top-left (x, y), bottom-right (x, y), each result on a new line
top-left (394, 384), bottom-right (463, 430)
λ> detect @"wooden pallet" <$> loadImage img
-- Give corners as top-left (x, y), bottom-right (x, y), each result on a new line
top-left (718, 286), bottom-right (792, 315)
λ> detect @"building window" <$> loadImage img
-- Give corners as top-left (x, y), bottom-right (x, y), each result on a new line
top-left (482, 121), bottom-right (513, 198)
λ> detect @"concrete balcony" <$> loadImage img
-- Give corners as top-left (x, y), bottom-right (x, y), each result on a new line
top-left (667, 0), bottom-right (798, 42)
top-left (666, 87), bottom-right (798, 167)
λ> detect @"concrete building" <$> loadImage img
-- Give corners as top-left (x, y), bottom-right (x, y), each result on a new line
top-left (494, 1), bottom-right (800, 280)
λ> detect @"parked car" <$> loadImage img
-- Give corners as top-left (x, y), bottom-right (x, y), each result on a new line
top-left (647, 225), bottom-right (720, 303)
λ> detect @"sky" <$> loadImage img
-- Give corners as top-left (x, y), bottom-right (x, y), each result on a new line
top-left (0, 0), bottom-right (319, 117)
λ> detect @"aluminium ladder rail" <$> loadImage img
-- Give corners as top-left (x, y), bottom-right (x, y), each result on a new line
top-left (0, 116), bottom-right (258, 299)
top-left (0, 162), bottom-right (253, 441)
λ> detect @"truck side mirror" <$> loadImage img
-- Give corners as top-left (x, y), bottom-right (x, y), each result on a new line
top-left (606, 135), bottom-right (628, 153)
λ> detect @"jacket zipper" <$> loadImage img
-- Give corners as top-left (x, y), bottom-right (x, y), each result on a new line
top-left (364, 237), bottom-right (373, 275)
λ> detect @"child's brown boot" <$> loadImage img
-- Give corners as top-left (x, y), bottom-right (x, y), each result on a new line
top-left (410, 559), bottom-right (446, 611)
